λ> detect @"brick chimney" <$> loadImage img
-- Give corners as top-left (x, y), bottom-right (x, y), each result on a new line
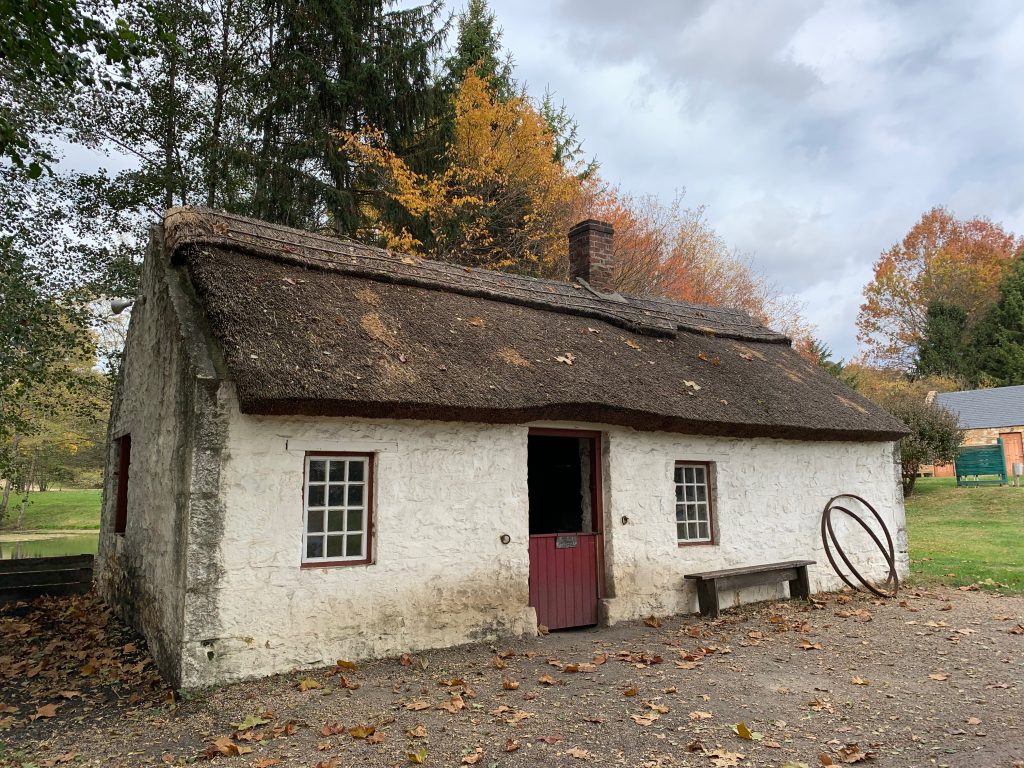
top-left (568, 219), bottom-right (615, 293)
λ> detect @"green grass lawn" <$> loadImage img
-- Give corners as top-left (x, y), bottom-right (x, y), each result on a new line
top-left (1, 489), bottom-right (101, 530)
top-left (905, 477), bottom-right (1023, 593)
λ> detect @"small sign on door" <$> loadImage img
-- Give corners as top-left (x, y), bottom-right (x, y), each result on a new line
top-left (555, 535), bottom-right (578, 549)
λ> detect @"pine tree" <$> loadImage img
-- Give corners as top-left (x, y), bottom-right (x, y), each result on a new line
top-left (443, 0), bottom-right (514, 100)
top-left (915, 301), bottom-right (972, 382)
top-left (252, 0), bottom-right (446, 234)
top-left (973, 257), bottom-right (1024, 385)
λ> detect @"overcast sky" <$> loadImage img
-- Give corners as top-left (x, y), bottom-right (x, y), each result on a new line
top-left (483, 0), bottom-right (1024, 358)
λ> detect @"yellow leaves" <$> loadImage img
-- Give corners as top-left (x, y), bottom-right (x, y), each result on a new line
top-left (297, 678), bottom-right (321, 691)
top-left (348, 725), bottom-right (375, 739)
top-left (850, 676), bottom-right (870, 686)
top-left (407, 747), bottom-right (428, 764)
top-left (339, 70), bottom-right (583, 277)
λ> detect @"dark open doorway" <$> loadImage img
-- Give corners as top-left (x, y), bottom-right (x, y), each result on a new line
top-left (527, 435), bottom-right (594, 535)
top-left (527, 429), bottom-right (602, 630)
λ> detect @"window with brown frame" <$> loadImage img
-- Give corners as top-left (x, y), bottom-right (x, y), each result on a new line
top-left (674, 461), bottom-right (715, 545)
top-left (302, 453), bottom-right (373, 566)
top-left (114, 434), bottom-right (131, 535)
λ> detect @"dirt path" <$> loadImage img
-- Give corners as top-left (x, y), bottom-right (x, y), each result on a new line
top-left (2, 587), bottom-right (1022, 768)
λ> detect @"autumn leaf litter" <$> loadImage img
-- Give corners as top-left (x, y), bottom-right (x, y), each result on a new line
top-left (1, 587), bottom-right (1022, 767)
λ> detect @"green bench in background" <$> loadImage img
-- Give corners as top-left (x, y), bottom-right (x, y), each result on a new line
top-left (954, 441), bottom-right (1007, 487)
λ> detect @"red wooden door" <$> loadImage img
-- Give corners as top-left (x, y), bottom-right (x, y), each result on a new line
top-left (529, 533), bottom-right (599, 629)
top-left (999, 432), bottom-right (1023, 476)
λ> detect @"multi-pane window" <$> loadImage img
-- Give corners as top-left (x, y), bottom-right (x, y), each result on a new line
top-left (303, 454), bottom-right (372, 565)
top-left (674, 462), bottom-right (714, 544)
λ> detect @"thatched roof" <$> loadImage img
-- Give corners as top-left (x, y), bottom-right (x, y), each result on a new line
top-left (164, 208), bottom-right (907, 441)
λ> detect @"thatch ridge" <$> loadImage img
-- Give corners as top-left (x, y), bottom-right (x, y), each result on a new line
top-left (164, 207), bottom-right (789, 343)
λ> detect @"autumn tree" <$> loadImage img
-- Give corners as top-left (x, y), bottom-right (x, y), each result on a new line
top-left (580, 185), bottom-right (814, 347)
top-left (857, 207), bottom-right (1022, 370)
top-left (878, 389), bottom-right (962, 497)
top-left (341, 71), bottom-right (585, 277)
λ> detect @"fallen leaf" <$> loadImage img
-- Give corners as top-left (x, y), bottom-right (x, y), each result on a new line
top-left (461, 748), bottom-right (484, 764)
top-left (644, 615), bottom-right (662, 628)
top-left (298, 678), bottom-right (321, 691)
top-left (799, 638), bottom-right (823, 651)
top-left (232, 713), bottom-right (271, 730)
top-left (836, 743), bottom-right (877, 763)
top-left (29, 703), bottom-right (59, 720)
top-left (335, 659), bottom-right (358, 671)
top-left (366, 731), bottom-right (386, 745)
top-left (566, 747), bottom-right (592, 759)
top-left (437, 694), bottom-right (465, 713)
top-left (928, 672), bottom-right (949, 681)
top-left (407, 748), bottom-right (428, 764)
top-left (339, 674), bottom-right (360, 690)
top-left (850, 676), bottom-right (870, 686)
top-left (539, 674), bottom-right (558, 686)
top-left (407, 724), bottom-right (427, 738)
top-left (505, 739), bottom-right (520, 752)
top-left (689, 711), bottom-right (713, 720)
top-left (631, 712), bottom-right (660, 726)
top-left (555, 353), bottom-right (575, 365)
top-left (405, 700), bottom-right (431, 711)
top-left (253, 760), bottom-right (282, 768)
top-left (492, 655), bottom-right (508, 669)
top-left (348, 725), bottom-right (375, 739)
top-left (502, 677), bottom-right (520, 690)
top-left (966, 717), bottom-right (982, 726)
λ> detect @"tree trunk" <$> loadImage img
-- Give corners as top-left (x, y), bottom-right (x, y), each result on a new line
top-left (16, 451), bottom-right (36, 529)
top-left (0, 432), bottom-right (21, 524)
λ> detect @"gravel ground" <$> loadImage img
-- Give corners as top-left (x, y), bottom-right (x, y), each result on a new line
top-left (2, 586), bottom-right (1022, 768)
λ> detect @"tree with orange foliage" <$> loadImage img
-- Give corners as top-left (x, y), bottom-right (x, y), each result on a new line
top-left (582, 185), bottom-right (814, 349)
top-left (340, 71), bottom-right (584, 278)
top-left (857, 206), bottom-right (1022, 370)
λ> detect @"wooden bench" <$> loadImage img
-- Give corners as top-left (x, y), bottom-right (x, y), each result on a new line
top-left (684, 559), bottom-right (814, 618)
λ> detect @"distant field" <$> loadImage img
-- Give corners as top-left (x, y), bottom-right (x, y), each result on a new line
top-left (905, 477), bottom-right (1023, 593)
top-left (1, 489), bottom-right (101, 530)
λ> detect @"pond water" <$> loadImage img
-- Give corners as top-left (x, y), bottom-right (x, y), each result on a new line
top-left (0, 532), bottom-right (99, 559)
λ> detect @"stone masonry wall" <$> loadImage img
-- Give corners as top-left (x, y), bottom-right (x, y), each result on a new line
top-left (184, 403), bottom-right (905, 685)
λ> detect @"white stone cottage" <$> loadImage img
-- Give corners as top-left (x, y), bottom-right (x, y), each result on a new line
top-left (98, 208), bottom-right (909, 688)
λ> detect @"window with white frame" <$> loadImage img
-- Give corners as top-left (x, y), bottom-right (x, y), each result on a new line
top-left (674, 462), bottom-right (714, 544)
top-left (303, 454), bottom-right (372, 565)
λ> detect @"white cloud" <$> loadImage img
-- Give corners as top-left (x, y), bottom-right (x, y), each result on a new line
top-left (486, 0), bottom-right (1024, 357)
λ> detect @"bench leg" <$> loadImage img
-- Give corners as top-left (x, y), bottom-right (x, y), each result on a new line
top-left (788, 566), bottom-right (811, 601)
top-left (695, 580), bottom-right (720, 618)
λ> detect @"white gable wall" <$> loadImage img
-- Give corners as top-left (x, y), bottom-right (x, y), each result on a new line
top-left (183, 394), bottom-right (906, 686)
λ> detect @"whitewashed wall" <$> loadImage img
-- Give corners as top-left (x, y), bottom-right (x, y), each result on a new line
top-left (183, 405), bottom-right (906, 685)
top-left (183, 402), bottom-right (537, 685)
top-left (599, 428), bottom-right (908, 623)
